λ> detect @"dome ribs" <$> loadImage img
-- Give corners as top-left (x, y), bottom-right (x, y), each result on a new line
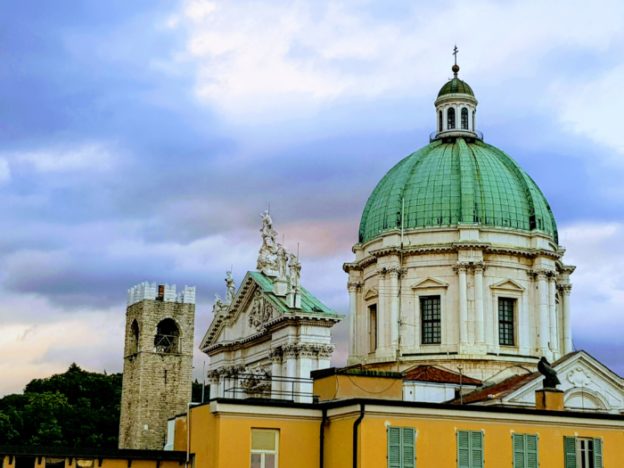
top-left (357, 140), bottom-right (558, 244)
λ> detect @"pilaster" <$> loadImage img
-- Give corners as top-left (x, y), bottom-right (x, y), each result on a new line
top-left (560, 284), bottom-right (573, 354)
top-left (455, 262), bottom-right (469, 347)
top-left (347, 281), bottom-right (361, 357)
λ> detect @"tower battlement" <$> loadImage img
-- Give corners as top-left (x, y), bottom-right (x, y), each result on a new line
top-left (127, 282), bottom-right (196, 306)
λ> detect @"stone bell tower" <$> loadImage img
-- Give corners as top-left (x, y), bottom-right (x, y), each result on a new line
top-left (118, 282), bottom-right (196, 450)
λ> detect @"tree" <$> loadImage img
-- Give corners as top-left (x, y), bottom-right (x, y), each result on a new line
top-left (0, 364), bottom-right (122, 447)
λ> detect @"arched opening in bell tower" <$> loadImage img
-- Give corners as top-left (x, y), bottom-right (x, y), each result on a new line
top-left (154, 318), bottom-right (180, 354)
top-left (129, 320), bottom-right (139, 355)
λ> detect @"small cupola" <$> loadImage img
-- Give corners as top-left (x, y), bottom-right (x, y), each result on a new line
top-left (433, 48), bottom-right (480, 141)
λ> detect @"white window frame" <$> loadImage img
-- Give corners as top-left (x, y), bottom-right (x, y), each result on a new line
top-left (250, 429), bottom-right (279, 468)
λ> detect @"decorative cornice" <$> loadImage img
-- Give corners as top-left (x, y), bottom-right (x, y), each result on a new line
top-left (347, 243), bottom-right (562, 272)
top-left (202, 314), bottom-right (341, 355)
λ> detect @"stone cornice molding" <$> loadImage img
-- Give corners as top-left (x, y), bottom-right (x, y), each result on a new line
top-left (561, 264), bottom-right (577, 274)
top-left (343, 262), bottom-right (361, 273)
top-left (347, 244), bottom-right (561, 272)
top-left (453, 241), bottom-right (491, 250)
top-left (202, 314), bottom-right (340, 355)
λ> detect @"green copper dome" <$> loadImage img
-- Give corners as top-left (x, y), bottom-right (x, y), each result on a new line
top-left (438, 77), bottom-right (474, 97)
top-left (358, 138), bottom-right (558, 244)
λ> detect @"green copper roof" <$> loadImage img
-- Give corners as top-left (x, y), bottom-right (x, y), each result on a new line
top-left (438, 78), bottom-right (474, 97)
top-left (358, 138), bottom-right (558, 244)
top-left (248, 271), bottom-right (338, 316)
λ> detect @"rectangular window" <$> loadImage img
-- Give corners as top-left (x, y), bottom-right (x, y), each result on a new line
top-left (564, 436), bottom-right (603, 468)
top-left (387, 426), bottom-right (415, 468)
top-left (457, 430), bottom-right (483, 468)
top-left (498, 297), bottom-right (516, 346)
top-left (369, 304), bottom-right (377, 352)
top-left (513, 434), bottom-right (538, 468)
top-left (251, 429), bottom-right (278, 468)
top-left (421, 296), bottom-right (441, 344)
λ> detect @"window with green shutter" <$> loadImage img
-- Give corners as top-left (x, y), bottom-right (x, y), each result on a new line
top-left (512, 434), bottom-right (538, 468)
top-left (387, 426), bottom-right (415, 468)
top-left (563, 436), bottom-right (603, 468)
top-left (457, 430), bottom-right (483, 468)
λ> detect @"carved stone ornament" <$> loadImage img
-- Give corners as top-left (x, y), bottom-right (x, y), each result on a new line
top-left (240, 367), bottom-right (272, 393)
top-left (269, 347), bottom-right (283, 362)
top-left (212, 294), bottom-right (228, 316)
top-left (567, 367), bottom-right (592, 387)
top-left (248, 292), bottom-right (275, 330)
top-left (282, 342), bottom-right (335, 359)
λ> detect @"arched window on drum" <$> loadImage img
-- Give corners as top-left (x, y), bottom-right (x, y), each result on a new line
top-left (461, 107), bottom-right (469, 130)
top-left (447, 107), bottom-right (456, 130)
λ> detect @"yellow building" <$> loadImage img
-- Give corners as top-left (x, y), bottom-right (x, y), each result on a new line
top-left (171, 381), bottom-right (624, 468)
top-left (0, 448), bottom-right (188, 468)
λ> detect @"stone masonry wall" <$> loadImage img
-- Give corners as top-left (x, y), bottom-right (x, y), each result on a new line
top-left (119, 299), bottom-right (195, 449)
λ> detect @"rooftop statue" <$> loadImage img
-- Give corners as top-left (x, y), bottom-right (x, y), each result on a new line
top-left (288, 253), bottom-right (301, 292)
top-left (257, 210), bottom-right (279, 276)
top-left (538, 356), bottom-right (561, 389)
top-left (276, 244), bottom-right (288, 281)
top-left (225, 271), bottom-right (236, 304)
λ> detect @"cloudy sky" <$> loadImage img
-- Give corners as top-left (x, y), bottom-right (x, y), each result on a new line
top-left (1, 0), bottom-right (623, 395)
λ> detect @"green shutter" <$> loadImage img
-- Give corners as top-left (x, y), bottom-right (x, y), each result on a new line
top-left (388, 426), bottom-right (417, 468)
top-left (564, 437), bottom-right (577, 468)
top-left (513, 434), bottom-right (525, 468)
top-left (402, 428), bottom-right (416, 468)
top-left (526, 435), bottom-right (538, 468)
top-left (593, 438), bottom-right (603, 468)
top-left (388, 427), bottom-right (401, 468)
top-left (457, 431), bottom-right (470, 468)
top-left (470, 431), bottom-right (483, 468)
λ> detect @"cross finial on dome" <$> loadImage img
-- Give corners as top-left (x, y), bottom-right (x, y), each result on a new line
top-left (452, 45), bottom-right (460, 77)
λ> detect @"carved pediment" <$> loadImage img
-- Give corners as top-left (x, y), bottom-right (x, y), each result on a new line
top-left (247, 290), bottom-right (278, 330)
top-left (503, 352), bottom-right (624, 412)
top-left (363, 288), bottom-right (378, 300)
top-left (201, 273), bottom-right (278, 351)
top-left (489, 279), bottom-right (525, 292)
top-left (411, 277), bottom-right (449, 290)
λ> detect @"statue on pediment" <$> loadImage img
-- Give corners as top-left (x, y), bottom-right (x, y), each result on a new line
top-left (288, 253), bottom-right (301, 292)
top-left (212, 294), bottom-right (228, 315)
top-left (225, 271), bottom-right (236, 304)
top-left (276, 244), bottom-right (288, 280)
top-left (257, 210), bottom-right (279, 276)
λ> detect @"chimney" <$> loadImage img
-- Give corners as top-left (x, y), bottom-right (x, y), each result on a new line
top-left (535, 388), bottom-right (565, 411)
